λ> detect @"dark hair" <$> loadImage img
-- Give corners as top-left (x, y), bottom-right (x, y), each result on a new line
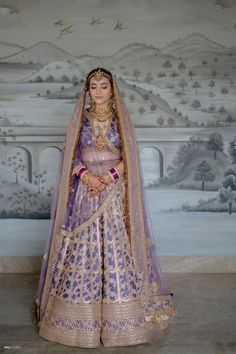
top-left (86, 67), bottom-right (113, 88)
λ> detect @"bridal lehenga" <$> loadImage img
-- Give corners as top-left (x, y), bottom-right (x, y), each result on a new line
top-left (32, 68), bottom-right (177, 348)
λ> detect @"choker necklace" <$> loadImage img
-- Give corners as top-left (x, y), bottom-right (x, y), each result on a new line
top-left (90, 104), bottom-right (113, 122)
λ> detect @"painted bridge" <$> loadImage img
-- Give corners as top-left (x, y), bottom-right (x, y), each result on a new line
top-left (0, 126), bottom-right (213, 183)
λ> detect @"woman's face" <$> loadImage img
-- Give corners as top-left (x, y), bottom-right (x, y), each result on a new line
top-left (89, 76), bottom-right (112, 107)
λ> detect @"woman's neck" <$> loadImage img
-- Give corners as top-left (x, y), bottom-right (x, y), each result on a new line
top-left (92, 102), bottom-right (112, 115)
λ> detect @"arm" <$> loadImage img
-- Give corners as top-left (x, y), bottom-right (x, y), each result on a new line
top-left (72, 144), bottom-right (107, 192)
top-left (72, 144), bottom-right (87, 177)
top-left (99, 159), bottom-right (124, 184)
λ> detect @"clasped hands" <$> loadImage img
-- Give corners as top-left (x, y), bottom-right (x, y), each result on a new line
top-left (76, 160), bottom-right (124, 198)
top-left (87, 174), bottom-right (107, 198)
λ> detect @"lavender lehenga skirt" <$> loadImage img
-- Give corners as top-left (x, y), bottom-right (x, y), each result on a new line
top-left (38, 148), bottom-right (173, 348)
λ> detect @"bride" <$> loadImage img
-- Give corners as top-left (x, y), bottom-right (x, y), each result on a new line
top-left (32, 67), bottom-right (176, 348)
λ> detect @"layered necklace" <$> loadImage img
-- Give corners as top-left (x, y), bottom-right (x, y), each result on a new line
top-left (89, 103), bottom-right (113, 151)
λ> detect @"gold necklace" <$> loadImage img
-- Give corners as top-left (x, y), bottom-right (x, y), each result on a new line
top-left (90, 104), bottom-right (113, 122)
top-left (92, 115), bottom-right (113, 151)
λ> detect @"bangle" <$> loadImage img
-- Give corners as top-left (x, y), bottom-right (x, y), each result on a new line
top-left (73, 163), bottom-right (87, 176)
top-left (100, 171), bottom-right (113, 184)
top-left (77, 166), bottom-right (87, 177)
top-left (81, 170), bottom-right (92, 185)
top-left (115, 165), bottom-right (122, 176)
top-left (109, 167), bottom-right (120, 180)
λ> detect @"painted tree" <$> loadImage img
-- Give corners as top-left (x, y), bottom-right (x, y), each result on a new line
top-left (158, 72), bottom-right (166, 77)
top-left (209, 104), bottom-right (216, 113)
top-left (157, 116), bottom-right (165, 126)
top-left (144, 72), bottom-right (153, 84)
top-left (188, 70), bottom-right (195, 80)
top-left (226, 115), bottom-right (234, 126)
top-left (223, 165), bottom-right (236, 184)
top-left (221, 87), bottom-right (228, 96)
top-left (218, 165), bottom-right (236, 213)
top-left (178, 62), bottom-right (186, 72)
top-left (210, 70), bottom-right (217, 78)
top-left (133, 69), bottom-right (141, 81)
top-left (189, 136), bottom-right (204, 148)
top-left (11, 188), bottom-right (38, 216)
top-left (193, 160), bottom-right (215, 191)
top-left (167, 117), bottom-right (175, 127)
top-left (35, 76), bottom-right (43, 82)
top-left (207, 132), bottom-right (224, 159)
top-left (228, 137), bottom-right (236, 164)
top-left (162, 60), bottom-right (172, 68)
top-left (170, 71), bottom-right (179, 79)
top-left (142, 94), bottom-right (150, 101)
top-left (208, 80), bottom-right (215, 91)
top-left (192, 99), bottom-right (201, 110)
top-left (179, 78), bottom-right (188, 91)
top-left (218, 105), bottom-right (226, 114)
top-left (169, 142), bottom-right (196, 182)
top-left (33, 170), bottom-right (47, 193)
top-left (150, 104), bottom-right (157, 111)
top-left (138, 106), bottom-right (145, 114)
top-left (192, 81), bottom-right (201, 94)
top-left (46, 75), bottom-right (54, 82)
top-left (7, 152), bottom-right (26, 184)
top-left (62, 75), bottom-right (70, 82)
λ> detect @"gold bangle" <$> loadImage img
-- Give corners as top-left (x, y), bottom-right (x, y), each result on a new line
top-left (115, 165), bottom-right (122, 176)
top-left (81, 170), bottom-right (92, 185)
top-left (100, 171), bottom-right (113, 184)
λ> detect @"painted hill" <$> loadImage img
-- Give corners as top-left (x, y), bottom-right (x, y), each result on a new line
top-left (105, 43), bottom-right (161, 61)
top-left (0, 41), bottom-right (76, 64)
top-left (0, 41), bottom-right (25, 58)
top-left (116, 77), bottom-right (187, 126)
top-left (21, 60), bottom-right (83, 83)
top-left (77, 42), bottom-right (177, 78)
top-left (171, 148), bottom-right (229, 190)
top-left (161, 33), bottom-right (231, 58)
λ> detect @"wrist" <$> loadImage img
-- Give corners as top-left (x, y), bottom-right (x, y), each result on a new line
top-left (81, 170), bottom-right (92, 185)
top-left (73, 164), bottom-right (87, 177)
top-left (109, 166), bottom-right (120, 180)
top-left (100, 171), bottom-right (113, 184)
top-left (78, 167), bottom-right (88, 178)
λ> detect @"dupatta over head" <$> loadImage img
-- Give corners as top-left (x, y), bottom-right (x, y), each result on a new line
top-left (33, 67), bottom-right (176, 331)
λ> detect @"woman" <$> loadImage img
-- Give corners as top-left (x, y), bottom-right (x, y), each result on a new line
top-left (32, 67), bottom-right (176, 348)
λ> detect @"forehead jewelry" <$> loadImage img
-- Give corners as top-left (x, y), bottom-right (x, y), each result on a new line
top-left (87, 68), bottom-right (111, 82)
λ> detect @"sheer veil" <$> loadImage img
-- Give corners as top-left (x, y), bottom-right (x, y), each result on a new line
top-left (32, 68), bottom-right (175, 325)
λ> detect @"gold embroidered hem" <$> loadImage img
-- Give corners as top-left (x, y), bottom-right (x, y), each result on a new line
top-left (38, 295), bottom-right (149, 348)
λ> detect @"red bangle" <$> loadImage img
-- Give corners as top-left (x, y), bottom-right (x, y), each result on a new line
top-left (109, 167), bottom-right (120, 180)
top-left (76, 166), bottom-right (87, 177)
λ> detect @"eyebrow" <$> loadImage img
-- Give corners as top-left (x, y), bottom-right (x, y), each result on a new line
top-left (90, 82), bottom-right (109, 85)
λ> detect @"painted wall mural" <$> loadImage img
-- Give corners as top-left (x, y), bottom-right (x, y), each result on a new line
top-left (0, 0), bottom-right (236, 258)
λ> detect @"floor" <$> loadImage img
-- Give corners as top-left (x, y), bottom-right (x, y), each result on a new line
top-left (0, 273), bottom-right (236, 354)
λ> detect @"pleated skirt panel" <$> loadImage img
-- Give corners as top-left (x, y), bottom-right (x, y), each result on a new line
top-left (39, 175), bottom-right (149, 347)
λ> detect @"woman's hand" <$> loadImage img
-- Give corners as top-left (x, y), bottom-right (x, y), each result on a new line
top-left (88, 175), bottom-right (106, 197)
